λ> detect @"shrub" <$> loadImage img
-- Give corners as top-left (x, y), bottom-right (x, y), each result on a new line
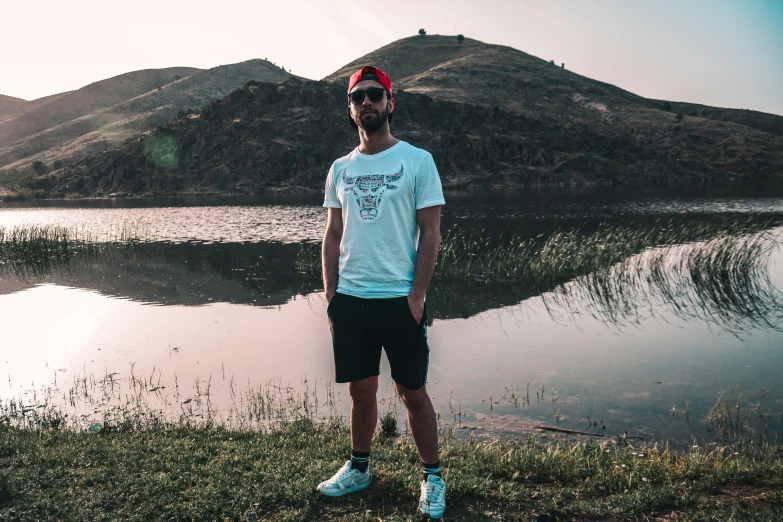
top-left (0, 474), bottom-right (12, 502)
top-left (52, 159), bottom-right (63, 170)
top-left (379, 412), bottom-right (397, 437)
top-left (32, 161), bottom-right (47, 175)
top-left (457, 34), bottom-right (464, 43)
top-left (419, 28), bottom-right (426, 36)
top-left (1, 188), bottom-right (44, 201)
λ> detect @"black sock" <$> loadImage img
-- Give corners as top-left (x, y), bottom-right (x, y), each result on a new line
top-left (423, 461), bottom-right (442, 480)
top-left (350, 449), bottom-right (370, 473)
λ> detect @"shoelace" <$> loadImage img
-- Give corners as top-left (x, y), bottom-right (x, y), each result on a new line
top-left (331, 465), bottom-right (356, 484)
top-left (421, 480), bottom-right (444, 501)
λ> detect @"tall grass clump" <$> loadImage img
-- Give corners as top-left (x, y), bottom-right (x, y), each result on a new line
top-left (296, 217), bottom-right (782, 290)
top-left (0, 226), bottom-right (85, 269)
top-left (541, 222), bottom-right (783, 333)
top-left (0, 224), bottom-right (153, 278)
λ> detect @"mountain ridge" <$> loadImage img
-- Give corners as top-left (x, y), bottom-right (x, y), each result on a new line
top-left (0, 94), bottom-right (29, 122)
top-left (0, 61), bottom-right (293, 172)
top-left (46, 77), bottom-right (780, 198)
top-left (4, 34), bottom-right (782, 197)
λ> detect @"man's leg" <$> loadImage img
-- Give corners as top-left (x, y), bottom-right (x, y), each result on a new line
top-left (397, 382), bottom-right (446, 519)
top-left (349, 376), bottom-right (379, 452)
top-left (395, 382), bottom-right (438, 463)
top-left (316, 377), bottom-right (377, 497)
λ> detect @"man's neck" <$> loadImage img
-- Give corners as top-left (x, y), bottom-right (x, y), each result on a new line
top-left (357, 126), bottom-right (399, 155)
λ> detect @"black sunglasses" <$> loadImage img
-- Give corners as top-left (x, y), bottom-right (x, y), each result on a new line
top-left (348, 87), bottom-right (386, 105)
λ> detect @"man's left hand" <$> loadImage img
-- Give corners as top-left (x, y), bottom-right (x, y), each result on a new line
top-left (407, 293), bottom-right (425, 324)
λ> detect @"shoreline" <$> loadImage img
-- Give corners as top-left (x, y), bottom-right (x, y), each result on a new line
top-left (0, 175), bottom-right (764, 204)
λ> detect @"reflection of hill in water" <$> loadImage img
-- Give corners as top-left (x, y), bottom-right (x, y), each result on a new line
top-left (2, 240), bottom-right (543, 316)
top-left (2, 242), bottom-right (317, 308)
top-left (3, 220), bottom-right (782, 336)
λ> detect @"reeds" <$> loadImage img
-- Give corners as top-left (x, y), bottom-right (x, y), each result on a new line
top-left (0, 365), bottom-right (341, 435)
top-left (0, 224), bottom-right (154, 278)
top-left (296, 217), bottom-right (782, 289)
top-left (0, 225), bottom-right (93, 277)
top-left (539, 224), bottom-right (783, 334)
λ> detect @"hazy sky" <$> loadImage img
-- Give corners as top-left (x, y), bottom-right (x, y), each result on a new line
top-left (2, 0), bottom-right (782, 115)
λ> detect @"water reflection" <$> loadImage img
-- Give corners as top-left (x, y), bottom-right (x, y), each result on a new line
top-left (539, 228), bottom-right (783, 335)
top-left (2, 225), bottom-right (781, 335)
top-left (2, 188), bottom-right (783, 443)
top-left (3, 180), bottom-right (783, 244)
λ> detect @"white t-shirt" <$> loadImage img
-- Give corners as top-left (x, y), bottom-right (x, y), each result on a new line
top-left (323, 140), bottom-right (446, 298)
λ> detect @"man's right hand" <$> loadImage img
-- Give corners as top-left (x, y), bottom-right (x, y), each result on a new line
top-left (325, 288), bottom-right (337, 303)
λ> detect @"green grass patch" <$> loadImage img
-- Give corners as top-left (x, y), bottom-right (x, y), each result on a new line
top-left (142, 133), bottom-right (178, 169)
top-left (0, 416), bottom-right (780, 521)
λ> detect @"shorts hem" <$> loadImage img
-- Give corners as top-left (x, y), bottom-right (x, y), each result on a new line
top-left (335, 372), bottom-right (381, 384)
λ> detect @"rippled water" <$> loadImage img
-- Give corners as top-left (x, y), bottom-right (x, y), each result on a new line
top-left (3, 180), bottom-right (783, 243)
top-left (2, 181), bottom-right (782, 444)
top-left (0, 205), bottom-right (326, 243)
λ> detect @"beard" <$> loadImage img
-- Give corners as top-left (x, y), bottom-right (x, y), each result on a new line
top-left (355, 104), bottom-right (389, 133)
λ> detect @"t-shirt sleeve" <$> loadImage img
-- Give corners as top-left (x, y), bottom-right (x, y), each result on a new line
top-left (414, 153), bottom-right (446, 210)
top-left (323, 163), bottom-right (342, 208)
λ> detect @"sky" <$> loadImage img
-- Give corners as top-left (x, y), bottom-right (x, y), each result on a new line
top-left (2, 0), bottom-right (782, 115)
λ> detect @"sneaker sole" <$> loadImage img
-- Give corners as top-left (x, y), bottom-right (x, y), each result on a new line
top-left (317, 479), bottom-right (371, 497)
top-left (418, 505), bottom-right (445, 520)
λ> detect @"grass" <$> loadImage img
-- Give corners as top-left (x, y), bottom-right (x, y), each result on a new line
top-left (0, 403), bottom-right (781, 521)
top-left (536, 222), bottom-right (783, 334)
top-left (0, 224), bottom-right (156, 279)
top-left (0, 225), bottom-right (100, 278)
top-left (0, 188), bottom-right (46, 202)
top-left (297, 217), bottom-right (783, 334)
top-left (296, 218), bottom-right (783, 289)
top-left (2, 362), bottom-right (781, 521)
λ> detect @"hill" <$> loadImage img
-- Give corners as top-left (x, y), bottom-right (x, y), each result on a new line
top-left (46, 77), bottom-right (781, 198)
top-left (327, 35), bottom-right (783, 136)
top-left (0, 94), bottom-right (28, 122)
top-left (327, 34), bottom-right (783, 178)
top-left (0, 67), bottom-right (201, 146)
top-left (14, 35), bottom-right (783, 197)
top-left (0, 61), bottom-right (293, 171)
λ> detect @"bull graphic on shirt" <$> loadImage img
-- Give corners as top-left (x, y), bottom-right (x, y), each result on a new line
top-left (342, 165), bottom-right (404, 221)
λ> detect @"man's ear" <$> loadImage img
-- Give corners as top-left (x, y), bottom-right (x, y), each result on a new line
top-left (388, 96), bottom-right (395, 115)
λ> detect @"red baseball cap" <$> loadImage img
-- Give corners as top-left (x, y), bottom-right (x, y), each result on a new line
top-left (347, 65), bottom-right (393, 98)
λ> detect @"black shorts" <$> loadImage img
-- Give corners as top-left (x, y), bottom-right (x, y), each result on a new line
top-left (327, 293), bottom-right (430, 390)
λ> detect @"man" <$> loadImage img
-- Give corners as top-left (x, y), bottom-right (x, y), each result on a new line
top-left (317, 65), bottom-right (447, 519)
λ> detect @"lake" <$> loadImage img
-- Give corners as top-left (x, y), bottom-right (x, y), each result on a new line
top-left (1, 180), bottom-right (782, 445)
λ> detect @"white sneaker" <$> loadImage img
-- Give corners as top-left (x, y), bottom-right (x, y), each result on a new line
top-left (418, 474), bottom-right (446, 519)
top-left (316, 460), bottom-right (371, 497)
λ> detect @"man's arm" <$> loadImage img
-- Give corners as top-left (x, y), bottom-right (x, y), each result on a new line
top-left (322, 207), bottom-right (343, 303)
top-left (408, 205), bottom-right (442, 323)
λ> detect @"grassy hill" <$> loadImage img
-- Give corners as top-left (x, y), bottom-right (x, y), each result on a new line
top-left (326, 34), bottom-right (783, 179)
top-left (45, 77), bottom-right (781, 199)
top-left (328, 35), bottom-right (783, 135)
top-left (0, 67), bottom-right (201, 146)
top-left (0, 94), bottom-right (28, 122)
top-left (0, 61), bottom-right (293, 171)
top-left (7, 34), bottom-right (782, 198)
